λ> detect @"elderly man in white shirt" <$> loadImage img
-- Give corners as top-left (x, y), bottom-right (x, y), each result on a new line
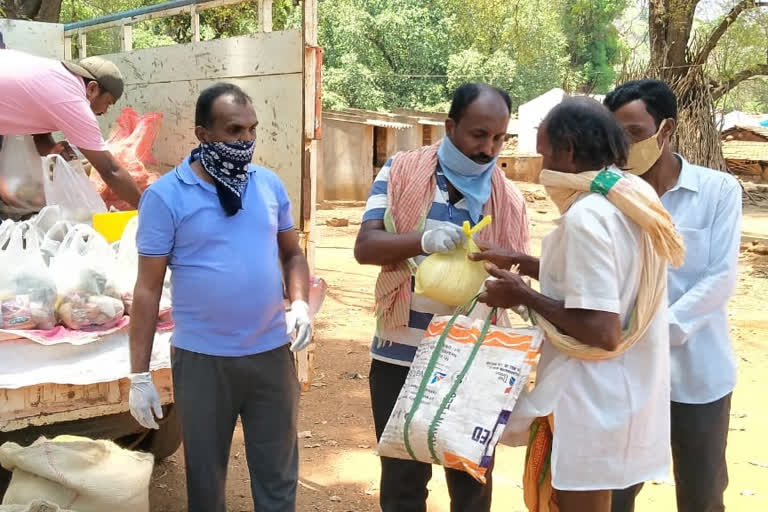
top-left (474, 97), bottom-right (671, 512)
top-left (605, 79), bottom-right (741, 512)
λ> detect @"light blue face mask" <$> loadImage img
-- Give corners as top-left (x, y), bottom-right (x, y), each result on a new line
top-left (436, 136), bottom-right (497, 223)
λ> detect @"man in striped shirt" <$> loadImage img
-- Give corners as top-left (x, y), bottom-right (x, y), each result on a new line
top-left (354, 83), bottom-right (529, 512)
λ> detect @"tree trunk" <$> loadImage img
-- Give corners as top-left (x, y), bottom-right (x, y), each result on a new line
top-left (647, 0), bottom-right (726, 170)
top-left (36, 0), bottom-right (62, 22)
top-left (0, 0), bottom-right (62, 21)
top-left (649, 0), bottom-right (698, 77)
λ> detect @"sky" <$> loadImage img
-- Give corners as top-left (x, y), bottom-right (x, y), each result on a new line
top-left (633, 0), bottom-right (729, 22)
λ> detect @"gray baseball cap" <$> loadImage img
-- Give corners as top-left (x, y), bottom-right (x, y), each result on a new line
top-left (62, 56), bottom-right (124, 99)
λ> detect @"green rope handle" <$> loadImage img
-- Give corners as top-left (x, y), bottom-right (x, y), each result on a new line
top-left (426, 306), bottom-right (495, 464)
top-left (403, 296), bottom-right (479, 461)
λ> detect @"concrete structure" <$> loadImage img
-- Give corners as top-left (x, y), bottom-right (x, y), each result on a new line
top-left (0, 19), bottom-right (64, 59)
top-left (498, 153), bottom-right (543, 183)
top-left (319, 109), bottom-right (446, 201)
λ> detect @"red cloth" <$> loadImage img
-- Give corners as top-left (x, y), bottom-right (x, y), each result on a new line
top-left (91, 107), bottom-right (163, 210)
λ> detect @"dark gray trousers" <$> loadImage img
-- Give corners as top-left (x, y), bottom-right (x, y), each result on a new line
top-left (612, 393), bottom-right (732, 512)
top-left (172, 345), bottom-right (299, 512)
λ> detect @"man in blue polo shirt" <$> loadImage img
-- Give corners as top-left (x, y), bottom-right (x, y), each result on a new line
top-left (127, 83), bottom-right (311, 512)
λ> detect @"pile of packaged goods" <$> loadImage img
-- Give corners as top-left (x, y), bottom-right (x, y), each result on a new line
top-left (0, 207), bottom-right (172, 335)
top-left (50, 224), bottom-right (125, 330)
top-left (0, 219), bottom-right (57, 330)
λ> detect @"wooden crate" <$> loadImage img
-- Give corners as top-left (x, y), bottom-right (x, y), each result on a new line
top-left (294, 342), bottom-right (315, 392)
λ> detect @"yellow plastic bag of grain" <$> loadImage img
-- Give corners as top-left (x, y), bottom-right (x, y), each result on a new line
top-left (415, 217), bottom-right (492, 307)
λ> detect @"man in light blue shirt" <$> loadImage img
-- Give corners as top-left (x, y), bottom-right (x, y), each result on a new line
top-left (127, 83), bottom-right (311, 512)
top-left (606, 80), bottom-right (742, 512)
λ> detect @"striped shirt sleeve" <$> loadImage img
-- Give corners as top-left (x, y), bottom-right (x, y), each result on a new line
top-left (361, 159), bottom-right (392, 223)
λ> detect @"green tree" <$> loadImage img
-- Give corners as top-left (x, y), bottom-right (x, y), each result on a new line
top-left (4, 0), bottom-right (296, 55)
top-left (1, 0), bottom-right (63, 21)
top-left (315, 0), bottom-right (457, 111)
top-left (561, 0), bottom-right (629, 93)
top-left (642, 0), bottom-right (768, 169)
top-left (705, 5), bottom-right (768, 112)
top-left (317, 0), bottom-right (572, 111)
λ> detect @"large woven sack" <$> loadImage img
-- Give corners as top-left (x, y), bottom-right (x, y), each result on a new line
top-left (0, 436), bottom-right (153, 512)
top-left (378, 298), bottom-right (543, 483)
top-left (0, 500), bottom-right (75, 511)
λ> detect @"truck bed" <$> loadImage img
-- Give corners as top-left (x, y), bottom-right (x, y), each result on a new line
top-left (0, 331), bottom-right (173, 432)
top-left (0, 368), bottom-right (173, 432)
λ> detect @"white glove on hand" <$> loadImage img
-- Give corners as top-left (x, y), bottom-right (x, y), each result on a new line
top-left (287, 299), bottom-right (312, 352)
top-left (129, 372), bottom-right (163, 430)
top-left (421, 224), bottom-right (467, 254)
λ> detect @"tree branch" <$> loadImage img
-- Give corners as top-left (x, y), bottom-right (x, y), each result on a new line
top-left (694, 0), bottom-right (768, 67)
top-left (711, 62), bottom-right (768, 100)
top-left (365, 34), bottom-right (397, 72)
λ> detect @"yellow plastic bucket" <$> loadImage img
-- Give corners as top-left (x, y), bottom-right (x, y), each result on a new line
top-left (92, 210), bottom-right (138, 243)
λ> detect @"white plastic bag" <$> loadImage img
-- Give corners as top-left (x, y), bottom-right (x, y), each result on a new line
top-left (49, 224), bottom-right (124, 330)
top-left (39, 220), bottom-right (74, 266)
top-left (377, 299), bottom-right (543, 483)
top-left (42, 154), bottom-right (106, 223)
top-left (0, 436), bottom-right (153, 512)
top-left (0, 222), bottom-right (57, 331)
top-left (114, 217), bottom-right (172, 321)
top-left (30, 205), bottom-right (65, 234)
top-left (0, 135), bottom-right (46, 219)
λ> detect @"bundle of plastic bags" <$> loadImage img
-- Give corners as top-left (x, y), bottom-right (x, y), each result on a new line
top-left (91, 107), bottom-right (163, 211)
top-left (415, 217), bottom-right (492, 306)
top-left (0, 221), bottom-right (57, 331)
top-left (378, 298), bottom-right (543, 483)
top-left (0, 436), bottom-right (153, 512)
top-left (49, 225), bottom-right (124, 330)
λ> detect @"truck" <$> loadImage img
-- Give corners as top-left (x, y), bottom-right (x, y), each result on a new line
top-left (0, 0), bottom-right (321, 496)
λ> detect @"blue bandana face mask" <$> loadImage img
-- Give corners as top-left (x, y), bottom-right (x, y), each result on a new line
top-left (191, 140), bottom-right (255, 216)
top-left (437, 136), bottom-right (497, 223)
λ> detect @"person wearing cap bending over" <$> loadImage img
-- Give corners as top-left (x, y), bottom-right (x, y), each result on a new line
top-left (0, 49), bottom-right (141, 214)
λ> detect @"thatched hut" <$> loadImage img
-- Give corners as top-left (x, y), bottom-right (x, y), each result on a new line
top-left (721, 126), bottom-right (768, 182)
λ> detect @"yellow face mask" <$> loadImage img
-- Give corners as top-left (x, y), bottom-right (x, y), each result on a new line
top-left (624, 119), bottom-right (668, 176)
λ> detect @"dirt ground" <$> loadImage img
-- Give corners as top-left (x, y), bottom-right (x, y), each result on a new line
top-left (150, 183), bottom-right (768, 512)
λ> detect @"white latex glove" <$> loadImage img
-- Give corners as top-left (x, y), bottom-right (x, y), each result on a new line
top-left (287, 299), bottom-right (312, 352)
top-left (420, 224), bottom-right (467, 254)
top-left (129, 372), bottom-right (163, 430)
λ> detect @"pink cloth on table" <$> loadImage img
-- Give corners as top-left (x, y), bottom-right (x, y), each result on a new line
top-left (0, 50), bottom-right (108, 151)
top-left (0, 316), bottom-right (129, 345)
